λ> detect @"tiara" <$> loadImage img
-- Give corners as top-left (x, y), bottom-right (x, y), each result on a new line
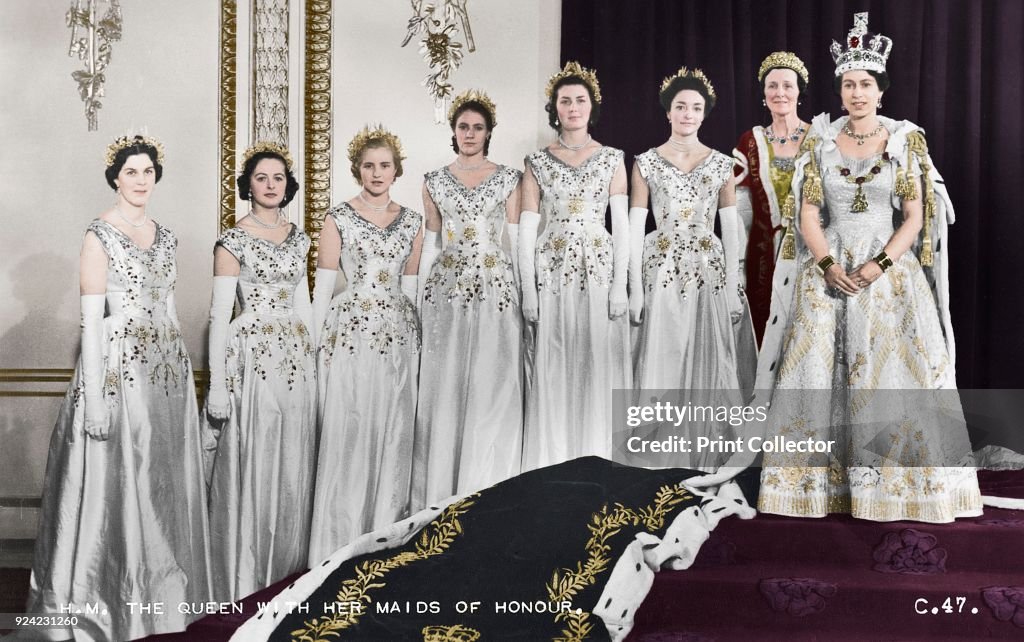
top-left (830, 12), bottom-right (892, 76)
top-left (757, 51), bottom-right (809, 84)
top-left (346, 124), bottom-right (406, 164)
top-left (104, 134), bottom-right (165, 168)
top-left (545, 61), bottom-right (602, 104)
top-left (447, 89), bottom-right (498, 127)
top-left (241, 141), bottom-right (293, 171)
top-left (660, 66), bottom-right (716, 100)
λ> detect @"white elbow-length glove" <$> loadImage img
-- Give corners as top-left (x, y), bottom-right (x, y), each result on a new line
top-left (206, 275), bottom-right (237, 421)
top-left (293, 275), bottom-right (314, 344)
top-left (719, 205), bottom-right (744, 318)
top-left (628, 207), bottom-right (648, 324)
top-left (417, 229), bottom-right (441, 308)
top-left (506, 222), bottom-right (521, 288)
top-left (519, 210), bottom-right (541, 323)
top-left (609, 194), bottom-right (629, 319)
top-left (401, 275), bottom-right (418, 309)
top-left (80, 294), bottom-right (109, 440)
top-left (311, 267), bottom-right (338, 347)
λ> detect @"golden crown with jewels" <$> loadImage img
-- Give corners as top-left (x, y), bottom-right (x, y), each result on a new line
top-left (831, 12), bottom-right (892, 76)
top-left (758, 51), bottom-right (809, 84)
top-left (545, 60), bottom-right (602, 104)
top-left (104, 134), bottom-right (165, 167)
top-left (660, 66), bottom-right (716, 100)
top-left (421, 624), bottom-right (481, 642)
top-left (240, 141), bottom-right (294, 171)
top-left (346, 124), bottom-right (406, 164)
top-left (448, 89), bottom-right (498, 127)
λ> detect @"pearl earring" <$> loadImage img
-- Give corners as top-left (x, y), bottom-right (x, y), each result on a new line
top-left (877, 100), bottom-right (883, 109)
top-left (762, 99), bottom-right (767, 107)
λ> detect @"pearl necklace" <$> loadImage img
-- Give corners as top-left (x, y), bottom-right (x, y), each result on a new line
top-left (249, 209), bottom-right (285, 228)
top-left (765, 124), bottom-right (806, 146)
top-left (115, 206), bottom-right (148, 228)
top-left (455, 157), bottom-right (489, 171)
top-left (558, 134), bottom-right (592, 151)
top-left (358, 191), bottom-right (392, 212)
top-left (842, 121), bottom-right (884, 145)
top-left (668, 137), bottom-right (700, 151)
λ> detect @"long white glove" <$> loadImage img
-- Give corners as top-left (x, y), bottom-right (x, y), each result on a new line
top-left (506, 222), bottom-right (521, 287)
top-left (166, 290), bottom-right (181, 327)
top-left (627, 207), bottom-right (648, 324)
top-left (401, 275), bottom-right (418, 308)
top-left (206, 275), bottom-right (237, 421)
top-left (80, 294), bottom-right (108, 440)
top-left (311, 267), bottom-right (338, 346)
top-left (293, 275), bottom-right (314, 342)
top-left (417, 229), bottom-right (441, 307)
top-left (609, 194), bottom-right (629, 319)
top-left (719, 205), bottom-right (744, 317)
top-left (519, 210), bottom-right (541, 323)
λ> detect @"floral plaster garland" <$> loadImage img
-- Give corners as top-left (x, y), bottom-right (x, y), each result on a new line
top-left (401, 0), bottom-right (476, 123)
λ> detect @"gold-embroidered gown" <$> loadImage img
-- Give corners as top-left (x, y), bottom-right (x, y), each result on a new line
top-left (308, 204), bottom-right (421, 566)
top-left (206, 226), bottom-right (317, 603)
top-left (414, 166), bottom-right (524, 508)
top-left (522, 147), bottom-right (632, 470)
top-left (28, 220), bottom-right (211, 640)
top-left (757, 115), bottom-right (982, 522)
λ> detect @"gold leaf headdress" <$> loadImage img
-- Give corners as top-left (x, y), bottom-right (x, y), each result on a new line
top-left (757, 51), bottom-right (809, 84)
top-left (347, 124), bottom-right (406, 165)
top-left (545, 61), bottom-right (602, 104)
top-left (447, 89), bottom-right (498, 127)
top-left (240, 141), bottom-right (294, 171)
top-left (104, 134), bottom-right (165, 168)
top-left (660, 66), bottom-right (716, 100)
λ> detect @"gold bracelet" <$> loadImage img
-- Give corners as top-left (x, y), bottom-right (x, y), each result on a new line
top-left (817, 255), bottom-right (836, 275)
top-left (874, 251), bottom-right (894, 272)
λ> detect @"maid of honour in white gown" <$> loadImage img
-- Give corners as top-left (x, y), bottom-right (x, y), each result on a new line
top-left (414, 90), bottom-right (524, 507)
top-left (203, 142), bottom-right (317, 603)
top-left (520, 62), bottom-right (632, 470)
top-left (308, 126), bottom-right (424, 565)
top-left (28, 135), bottom-right (211, 641)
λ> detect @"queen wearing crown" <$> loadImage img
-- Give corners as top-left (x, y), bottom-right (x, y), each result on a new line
top-left (413, 89), bottom-right (524, 507)
top-left (203, 142), bottom-right (318, 601)
top-left (27, 135), bottom-right (212, 639)
top-left (752, 13), bottom-right (983, 521)
top-left (520, 61), bottom-right (631, 469)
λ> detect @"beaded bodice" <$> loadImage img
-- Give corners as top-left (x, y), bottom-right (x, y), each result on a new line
top-left (329, 203), bottom-right (420, 296)
top-left (88, 219), bottom-right (177, 318)
top-left (425, 166), bottom-right (520, 252)
top-left (217, 225), bottom-right (310, 317)
top-left (634, 149), bottom-right (733, 234)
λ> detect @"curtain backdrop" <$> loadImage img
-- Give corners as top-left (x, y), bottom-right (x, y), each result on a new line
top-left (559, 0), bottom-right (1024, 388)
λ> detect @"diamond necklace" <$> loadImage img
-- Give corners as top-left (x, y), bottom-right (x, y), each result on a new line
top-left (841, 121), bottom-right (884, 145)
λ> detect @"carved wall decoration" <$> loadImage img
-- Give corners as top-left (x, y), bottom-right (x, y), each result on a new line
top-left (219, 0), bottom-right (238, 233)
top-left (304, 0), bottom-right (332, 284)
top-left (66, 0), bottom-right (122, 131)
top-left (401, 0), bottom-right (476, 123)
top-left (252, 0), bottom-right (289, 144)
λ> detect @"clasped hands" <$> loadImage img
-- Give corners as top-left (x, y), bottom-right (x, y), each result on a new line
top-left (823, 260), bottom-right (884, 295)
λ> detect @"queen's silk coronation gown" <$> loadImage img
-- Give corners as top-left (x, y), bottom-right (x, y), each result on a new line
top-left (414, 166), bottom-right (524, 506)
top-left (206, 226), bottom-right (317, 602)
top-left (632, 150), bottom-right (749, 470)
top-left (28, 220), bottom-right (211, 641)
top-left (756, 115), bottom-right (982, 522)
top-left (308, 203), bottom-right (421, 565)
top-left (522, 147), bottom-right (631, 470)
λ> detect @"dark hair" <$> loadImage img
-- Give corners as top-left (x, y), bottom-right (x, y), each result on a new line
top-left (760, 66), bottom-right (808, 93)
top-left (833, 69), bottom-right (890, 94)
top-left (449, 101), bottom-right (494, 155)
top-left (545, 77), bottom-right (601, 130)
top-left (659, 76), bottom-right (717, 114)
top-left (105, 143), bottom-right (163, 190)
top-left (236, 152), bottom-right (300, 207)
